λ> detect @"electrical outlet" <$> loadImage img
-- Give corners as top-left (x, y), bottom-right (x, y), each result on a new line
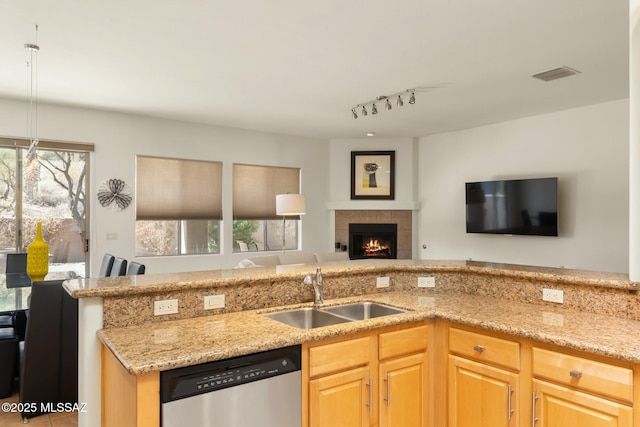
top-left (204, 294), bottom-right (225, 310)
top-left (376, 277), bottom-right (390, 288)
top-left (418, 276), bottom-right (435, 288)
top-left (542, 288), bottom-right (564, 304)
top-left (154, 299), bottom-right (178, 315)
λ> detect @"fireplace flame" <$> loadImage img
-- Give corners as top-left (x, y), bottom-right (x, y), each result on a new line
top-left (363, 239), bottom-right (390, 257)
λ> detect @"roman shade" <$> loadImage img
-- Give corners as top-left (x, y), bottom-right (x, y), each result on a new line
top-left (136, 156), bottom-right (223, 220)
top-left (233, 164), bottom-right (301, 220)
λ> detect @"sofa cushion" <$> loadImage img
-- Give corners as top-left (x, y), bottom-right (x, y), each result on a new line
top-left (278, 253), bottom-right (317, 265)
top-left (315, 252), bottom-right (350, 263)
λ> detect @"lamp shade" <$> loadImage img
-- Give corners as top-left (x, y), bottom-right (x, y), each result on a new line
top-left (276, 194), bottom-right (306, 216)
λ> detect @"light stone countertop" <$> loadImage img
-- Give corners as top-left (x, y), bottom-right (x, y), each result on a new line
top-left (67, 259), bottom-right (637, 299)
top-left (98, 290), bottom-right (640, 375)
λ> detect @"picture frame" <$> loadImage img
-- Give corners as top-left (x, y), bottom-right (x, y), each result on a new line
top-left (350, 150), bottom-right (395, 200)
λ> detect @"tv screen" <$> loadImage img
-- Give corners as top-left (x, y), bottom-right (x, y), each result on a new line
top-left (465, 177), bottom-right (558, 236)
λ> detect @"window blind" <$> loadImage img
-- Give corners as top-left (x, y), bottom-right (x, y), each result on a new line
top-left (136, 156), bottom-right (223, 220)
top-left (233, 163), bottom-right (301, 220)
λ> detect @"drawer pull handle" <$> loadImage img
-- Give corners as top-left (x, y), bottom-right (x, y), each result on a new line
top-left (473, 345), bottom-right (485, 353)
top-left (569, 370), bottom-right (582, 379)
top-left (508, 384), bottom-right (514, 420)
top-left (383, 374), bottom-right (391, 406)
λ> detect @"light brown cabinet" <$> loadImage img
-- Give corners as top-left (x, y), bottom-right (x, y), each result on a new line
top-left (309, 365), bottom-right (372, 427)
top-left (304, 322), bottom-right (430, 427)
top-left (532, 347), bottom-right (634, 427)
top-left (448, 327), bottom-right (519, 427)
top-left (446, 325), bottom-right (637, 427)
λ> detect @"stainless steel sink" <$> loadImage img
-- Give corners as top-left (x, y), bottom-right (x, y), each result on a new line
top-left (262, 307), bottom-right (351, 329)
top-left (322, 302), bottom-right (407, 320)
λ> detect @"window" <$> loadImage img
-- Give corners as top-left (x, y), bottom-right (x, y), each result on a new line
top-left (135, 156), bottom-right (222, 256)
top-left (0, 137), bottom-right (91, 278)
top-left (232, 164), bottom-right (301, 252)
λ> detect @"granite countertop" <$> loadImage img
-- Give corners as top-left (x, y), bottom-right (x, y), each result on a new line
top-left (98, 291), bottom-right (640, 375)
top-left (67, 259), bottom-right (637, 298)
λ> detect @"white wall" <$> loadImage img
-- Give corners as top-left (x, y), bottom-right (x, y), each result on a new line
top-left (329, 137), bottom-right (419, 204)
top-left (0, 98), bottom-right (330, 274)
top-left (418, 99), bottom-right (629, 273)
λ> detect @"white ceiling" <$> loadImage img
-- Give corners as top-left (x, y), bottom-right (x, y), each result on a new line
top-left (0, 1), bottom-right (630, 140)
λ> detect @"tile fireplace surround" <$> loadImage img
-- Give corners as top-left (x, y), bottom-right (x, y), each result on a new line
top-left (335, 210), bottom-right (412, 259)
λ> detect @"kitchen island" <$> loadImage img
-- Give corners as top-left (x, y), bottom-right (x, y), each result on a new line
top-left (65, 260), bottom-right (640, 427)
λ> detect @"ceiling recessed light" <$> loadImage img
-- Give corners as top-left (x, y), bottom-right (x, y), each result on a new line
top-left (366, 132), bottom-right (375, 137)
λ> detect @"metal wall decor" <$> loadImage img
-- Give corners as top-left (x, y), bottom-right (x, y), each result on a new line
top-left (98, 178), bottom-right (132, 210)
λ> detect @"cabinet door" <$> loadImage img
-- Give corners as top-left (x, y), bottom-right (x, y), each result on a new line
top-left (309, 366), bottom-right (371, 427)
top-left (448, 355), bottom-right (518, 427)
top-left (532, 379), bottom-right (632, 427)
top-left (379, 352), bottom-right (428, 427)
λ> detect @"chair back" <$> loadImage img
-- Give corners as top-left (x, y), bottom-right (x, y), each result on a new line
top-left (110, 257), bottom-right (127, 276)
top-left (126, 261), bottom-right (146, 275)
top-left (5, 253), bottom-right (31, 288)
top-left (6, 253), bottom-right (27, 273)
top-left (98, 253), bottom-right (115, 277)
top-left (20, 280), bottom-right (78, 418)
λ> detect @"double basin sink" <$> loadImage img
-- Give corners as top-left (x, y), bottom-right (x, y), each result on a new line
top-left (262, 302), bottom-right (407, 329)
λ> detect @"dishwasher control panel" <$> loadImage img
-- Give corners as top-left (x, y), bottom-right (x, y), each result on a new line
top-left (160, 345), bottom-right (301, 402)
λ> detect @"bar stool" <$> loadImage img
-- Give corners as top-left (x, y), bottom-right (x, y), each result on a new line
top-left (0, 327), bottom-right (17, 398)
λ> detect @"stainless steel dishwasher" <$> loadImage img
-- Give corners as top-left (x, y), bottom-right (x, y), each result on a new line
top-left (160, 345), bottom-right (301, 427)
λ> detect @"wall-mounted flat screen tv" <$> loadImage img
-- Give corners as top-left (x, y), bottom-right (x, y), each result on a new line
top-left (465, 177), bottom-right (558, 236)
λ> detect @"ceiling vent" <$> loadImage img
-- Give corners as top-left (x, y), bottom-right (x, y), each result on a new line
top-left (532, 66), bottom-right (581, 82)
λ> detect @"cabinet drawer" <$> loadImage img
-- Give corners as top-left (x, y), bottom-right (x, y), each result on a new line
top-left (449, 328), bottom-right (520, 370)
top-left (309, 336), bottom-right (371, 378)
top-left (532, 347), bottom-right (633, 403)
top-left (379, 325), bottom-right (429, 360)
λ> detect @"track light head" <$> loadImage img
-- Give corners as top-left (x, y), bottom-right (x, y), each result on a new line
top-left (351, 87), bottom-right (418, 118)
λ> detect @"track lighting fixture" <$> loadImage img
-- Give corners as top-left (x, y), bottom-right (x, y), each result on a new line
top-left (351, 88), bottom-right (417, 119)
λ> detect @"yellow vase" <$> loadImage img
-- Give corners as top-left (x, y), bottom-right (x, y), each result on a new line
top-left (27, 221), bottom-right (48, 281)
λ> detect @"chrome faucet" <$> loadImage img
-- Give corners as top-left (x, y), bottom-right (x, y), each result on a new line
top-left (303, 268), bottom-right (324, 306)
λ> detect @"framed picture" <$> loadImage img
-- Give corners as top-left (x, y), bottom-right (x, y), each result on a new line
top-left (350, 150), bottom-right (395, 200)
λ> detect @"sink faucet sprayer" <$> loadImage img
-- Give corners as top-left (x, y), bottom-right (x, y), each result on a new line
top-left (303, 268), bottom-right (324, 306)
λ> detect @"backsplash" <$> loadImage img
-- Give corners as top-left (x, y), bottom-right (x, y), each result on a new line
top-left (101, 264), bottom-right (639, 328)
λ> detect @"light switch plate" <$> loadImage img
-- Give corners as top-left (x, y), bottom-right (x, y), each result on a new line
top-left (418, 276), bottom-right (435, 288)
top-left (542, 288), bottom-right (564, 304)
top-left (204, 294), bottom-right (225, 310)
top-left (376, 277), bottom-right (390, 288)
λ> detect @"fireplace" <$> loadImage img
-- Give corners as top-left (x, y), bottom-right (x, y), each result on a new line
top-left (348, 223), bottom-right (397, 260)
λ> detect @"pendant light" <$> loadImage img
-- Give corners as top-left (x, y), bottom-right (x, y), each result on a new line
top-left (25, 24), bottom-right (40, 158)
